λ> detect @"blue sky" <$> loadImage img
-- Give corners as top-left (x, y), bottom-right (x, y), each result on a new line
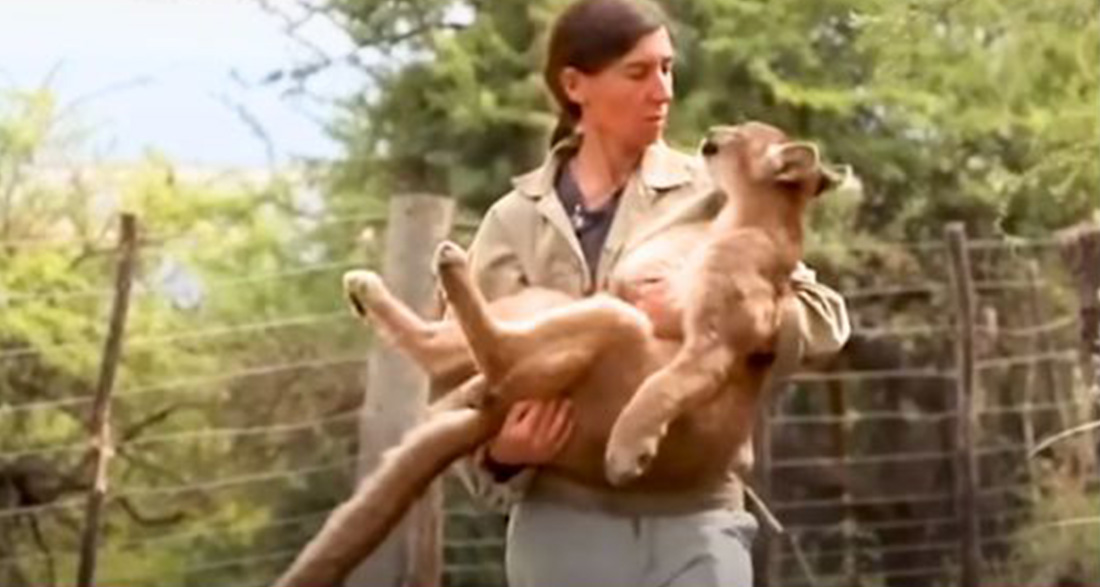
top-left (0, 0), bottom-right (363, 167)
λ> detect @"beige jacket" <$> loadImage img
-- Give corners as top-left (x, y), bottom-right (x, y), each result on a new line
top-left (455, 136), bottom-right (851, 512)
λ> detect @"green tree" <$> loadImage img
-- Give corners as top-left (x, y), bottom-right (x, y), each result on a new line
top-left (277, 0), bottom-right (1096, 238)
top-left (0, 86), bottom-right (377, 586)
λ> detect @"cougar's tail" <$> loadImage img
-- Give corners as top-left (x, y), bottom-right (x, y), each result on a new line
top-left (272, 405), bottom-right (499, 587)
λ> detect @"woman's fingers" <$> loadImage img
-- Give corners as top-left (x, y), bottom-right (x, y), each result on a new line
top-left (544, 399), bottom-right (572, 439)
top-left (489, 398), bottom-right (575, 466)
top-left (546, 399), bottom-right (574, 452)
top-left (506, 400), bottom-right (536, 428)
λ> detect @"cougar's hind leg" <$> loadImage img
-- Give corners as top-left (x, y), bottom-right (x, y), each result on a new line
top-left (272, 391), bottom-right (500, 587)
top-left (429, 374), bottom-right (491, 415)
top-left (488, 346), bottom-right (593, 406)
top-left (477, 294), bottom-right (651, 405)
top-left (604, 339), bottom-right (733, 486)
top-left (343, 269), bottom-right (471, 379)
top-left (433, 242), bottom-right (512, 381)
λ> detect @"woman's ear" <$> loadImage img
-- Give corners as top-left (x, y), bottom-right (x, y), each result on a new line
top-left (560, 66), bottom-right (586, 106)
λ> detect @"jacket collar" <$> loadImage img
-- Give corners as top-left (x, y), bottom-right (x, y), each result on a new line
top-left (511, 134), bottom-right (696, 199)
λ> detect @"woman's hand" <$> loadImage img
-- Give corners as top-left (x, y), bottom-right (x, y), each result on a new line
top-left (487, 398), bottom-right (574, 466)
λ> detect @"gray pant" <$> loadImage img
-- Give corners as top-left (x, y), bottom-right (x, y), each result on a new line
top-left (505, 498), bottom-right (757, 587)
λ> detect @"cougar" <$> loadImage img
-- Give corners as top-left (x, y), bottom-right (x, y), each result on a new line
top-left (273, 122), bottom-right (836, 587)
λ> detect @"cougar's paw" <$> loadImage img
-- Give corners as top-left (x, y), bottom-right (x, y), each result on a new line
top-left (604, 424), bottom-right (665, 486)
top-left (433, 241), bottom-right (469, 275)
top-left (342, 270), bottom-right (386, 318)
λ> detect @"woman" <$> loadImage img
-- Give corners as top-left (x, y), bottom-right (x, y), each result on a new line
top-left (457, 1), bottom-right (850, 585)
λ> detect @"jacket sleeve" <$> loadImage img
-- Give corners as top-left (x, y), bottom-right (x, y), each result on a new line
top-left (764, 262), bottom-right (850, 398)
top-left (448, 204), bottom-right (537, 512)
top-left (467, 206), bottom-right (528, 301)
top-left (774, 261), bottom-right (849, 369)
top-left (789, 262), bottom-right (851, 360)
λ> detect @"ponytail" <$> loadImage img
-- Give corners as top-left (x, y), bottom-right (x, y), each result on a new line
top-left (549, 113), bottom-right (577, 147)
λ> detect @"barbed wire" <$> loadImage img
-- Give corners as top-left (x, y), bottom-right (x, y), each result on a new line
top-left (772, 409), bottom-right (955, 426)
top-left (790, 368), bottom-right (956, 383)
top-left (978, 397), bottom-right (1093, 417)
top-left (2, 258), bottom-right (364, 305)
top-left (774, 490), bottom-right (955, 511)
top-left (840, 282), bottom-right (943, 301)
top-left (851, 324), bottom-right (952, 339)
top-left (0, 508), bottom-right (332, 568)
top-left (965, 236), bottom-right (1063, 252)
top-left (0, 354), bottom-right (367, 421)
top-left (0, 456), bottom-right (357, 521)
top-left (121, 409), bottom-right (358, 450)
top-left (783, 512), bottom-right (961, 533)
top-left (779, 537), bottom-right (957, 563)
top-left (102, 547), bottom-right (300, 587)
top-left (975, 349), bottom-right (1079, 371)
top-left (0, 309), bottom-right (359, 362)
top-left (0, 409), bottom-right (360, 465)
top-left (779, 563), bottom-right (959, 586)
top-left (117, 455), bottom-right (357, 500)
top-left (973, 314), bottom-right (1078, 339)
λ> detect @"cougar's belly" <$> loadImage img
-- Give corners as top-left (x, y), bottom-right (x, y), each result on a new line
top-left (546, 340), bottom-right (744, 492)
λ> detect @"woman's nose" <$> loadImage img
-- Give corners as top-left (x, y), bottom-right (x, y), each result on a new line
top-left (650, 70), bottom-right (673, 102)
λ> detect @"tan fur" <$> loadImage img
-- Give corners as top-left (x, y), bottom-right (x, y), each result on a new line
top-left (273, 122), bottom-right (832, 587)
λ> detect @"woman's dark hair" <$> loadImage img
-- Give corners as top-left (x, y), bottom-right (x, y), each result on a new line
top-left (544, 0), bottom-right (671, 146)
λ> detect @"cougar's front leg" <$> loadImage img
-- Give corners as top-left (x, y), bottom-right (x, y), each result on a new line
top-left (343, 270), bottom-right (473, 380)
top-left (605, 338), bottom-right (733, 486)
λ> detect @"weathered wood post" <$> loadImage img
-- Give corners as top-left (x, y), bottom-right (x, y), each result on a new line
top-left (944, 223), bottom-right (981, 587)
top-left (347, 195), bottom-right (454, 587)
top-left (1058, 223), bottom-right (1100, 473)
top-left (77, 213), bottom-right (138, 587)
top-left (755, 398), bottom-right (777, 587)
top-left (1020, 260), bottom-right (1047, 498)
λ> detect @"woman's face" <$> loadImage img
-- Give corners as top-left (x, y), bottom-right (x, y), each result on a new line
top-left (564, 27), bottom-right (675, 151)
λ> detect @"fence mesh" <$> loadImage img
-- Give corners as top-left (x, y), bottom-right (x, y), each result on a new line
top-left (1, 218), bottom-right (1097, 587)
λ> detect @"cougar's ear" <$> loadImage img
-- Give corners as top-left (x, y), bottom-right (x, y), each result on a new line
top-left (767, 141), bottom-right (836, 196)
top-left (815, 164), bottom-right (850, 196)
top-left (768, 142), bottom-right (819, 182)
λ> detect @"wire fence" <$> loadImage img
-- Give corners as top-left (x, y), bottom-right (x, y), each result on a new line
top-left (2, 212), bottom-right (1098, 587)
top-left (1, 212), bottom-right (370, 587)
top-left (752, 225), bottom-right (1100, 587)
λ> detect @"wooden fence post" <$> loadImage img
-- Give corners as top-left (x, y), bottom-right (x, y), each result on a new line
top-left (347, 195), bottom-right (454, 587)
top-left (1060, 226), bottom-right (1100, 392)
top-left (1058, 224), bottom-right (1100, 473)
top-left (76, 213), bottom-right (138, 587)
top-left (944, 223), bottom-right (981, 587)
top-left (755, 398), bottom-right (777, 587)
top-left (1020, 261), bottom-right (1047, 499)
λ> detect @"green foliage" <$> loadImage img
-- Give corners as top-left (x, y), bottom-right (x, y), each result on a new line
top-left (986, 467), bottom-right (1100, 587)
top-left (330, 0), bottom-right (553, 207)
top-left (321, 0), bottom-right (1097, 237)
top-left (0, 87), bottom-right (371, 586)
top-left (3, 0), bottom-right (1097, 583)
